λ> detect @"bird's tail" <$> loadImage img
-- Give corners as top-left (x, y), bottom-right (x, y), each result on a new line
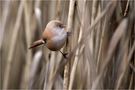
top-left (29, 39), bottom-right (45, 49)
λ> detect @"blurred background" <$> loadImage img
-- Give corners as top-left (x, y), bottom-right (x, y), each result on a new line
top-left (0, 0), bottom-right (135, 89)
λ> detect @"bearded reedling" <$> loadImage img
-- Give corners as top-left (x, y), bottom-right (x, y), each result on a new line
top-left (29, 20), bottom-right (70, 58)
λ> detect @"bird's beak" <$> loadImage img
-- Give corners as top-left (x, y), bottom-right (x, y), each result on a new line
top-left (29, 39), bottom-right (45, 49)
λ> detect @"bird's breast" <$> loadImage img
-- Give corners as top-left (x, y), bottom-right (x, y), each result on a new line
top-left (46, 31), bottom-right (67, 51)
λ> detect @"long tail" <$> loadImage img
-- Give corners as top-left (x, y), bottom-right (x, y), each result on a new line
top-left (29, 39), bottom-right (45, 49)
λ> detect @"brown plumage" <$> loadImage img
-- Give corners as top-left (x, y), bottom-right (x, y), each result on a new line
top-left (29, 20), bottom-right (68, 58)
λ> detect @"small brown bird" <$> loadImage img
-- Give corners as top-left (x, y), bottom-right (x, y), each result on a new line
top-left (29, 20), bottom-right (69, 58)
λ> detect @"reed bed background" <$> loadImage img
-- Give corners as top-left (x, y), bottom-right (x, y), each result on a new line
top-left (0, 0), bottom-right (135, 89)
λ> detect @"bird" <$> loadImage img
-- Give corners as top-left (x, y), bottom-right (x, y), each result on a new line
top-left (29, 20), bottom-right (69, 58)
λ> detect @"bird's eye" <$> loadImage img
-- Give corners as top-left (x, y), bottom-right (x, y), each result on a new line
top-left (58, 24), bottom-right (65, 28)
top-left (58, 24), bottom-right (62, 28)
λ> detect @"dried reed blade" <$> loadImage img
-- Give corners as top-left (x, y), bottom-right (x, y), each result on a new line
top-left (3, 1), bottom-right (24, 89)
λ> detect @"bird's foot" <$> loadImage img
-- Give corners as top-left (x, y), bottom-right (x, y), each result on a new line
top-left (62, 53), bottom-right (68, 59)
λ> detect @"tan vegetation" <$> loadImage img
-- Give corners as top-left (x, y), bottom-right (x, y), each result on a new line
top-left (0, 0), bottom-right (135, 89)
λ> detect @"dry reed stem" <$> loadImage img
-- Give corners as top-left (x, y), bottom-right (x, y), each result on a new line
top-left (91, 0), bottom-right (98, 23)
top-left (96, 1), bottom-right (115, 73)
top-left (50, 1), bottom-right (117, 90)
top-left (116, 41), bottom-right (135, 89)
top-left (96, 21), bottom-right (106, 74)
top-left (86, 1), bottom-right (116, 40)
top-left (124, 0), bottom-right (130, 16)
top-left (115, 39), bottom-right (129, 89)
top-left (3, 1), bottom-right (24, 89)
top-left (47, 52), bottom-right (56, 89)
top-left (129, 72), bottom-right (134, 89)
top-left (1, 1), bottom-right (11, 89)
top-left (43, 61), bottom-right (50, 90)
top-left (20, 1), bottom-right (32, 89)
top-left (34, 0), bottom-right (42, 31)
top-left (68, 22), bottom-right (83, 90)
top-left (94, 4), bottom-right (101, 58)
top-left (49, 0), bottom-right (57, 20)
top-left (66, 0), bottom-right (76, 32)
top-left (86, 1), bottom-right (117, 78)
top-left (55, 0), bottom-right (61, 19)
top-left (95, 5), bottom-right (102, 73)
top-left (90, 0), bottom-right (98, 55)
top-left (68, 0), bottom-right (86, 89)
top-left (64, 0), bottom-right (76, 89)
top-left (29, 51), bottom-right (42, 89)
top-left (43, 59), bottom-right (49, 90)
top-left (53, 0), bottom-right (116, 83)
top-left (0, 0), bottom-right (11, 48)
top-left (92, 18), bottom-right (128, 89)
top-left (128, 42), bottom-right (135, 65)
top-left (130, 63), bottom-right (135, 72)
top-left (1, 0), bottom-right (134, 89)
